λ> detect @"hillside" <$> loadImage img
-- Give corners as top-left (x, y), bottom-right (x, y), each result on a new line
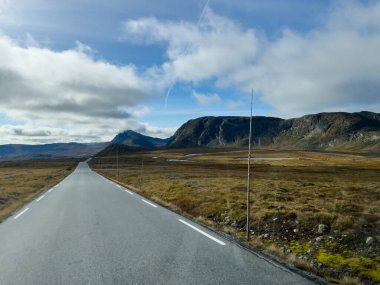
top-left (96, 130), bottom-right (169, 156)
top-left (111, 130), bottom-right (168, 148)
top-left (0, 142), bottom-right (108, 161)
top-left (168, 111), bottom-right (380, 153)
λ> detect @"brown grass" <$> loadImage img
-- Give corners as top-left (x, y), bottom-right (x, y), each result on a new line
top-left (90, 148), bottom-right (380, 284)
top-left (0, 159), bottom-right (80, 221)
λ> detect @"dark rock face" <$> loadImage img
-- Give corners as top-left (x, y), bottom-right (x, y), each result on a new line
top-left (168, 116), bottom-right (284, 147)
top-left (111, 130), bottom-right (168, 148)
top-left (168, 112), bottom-right (380, 152)
top-left (95, 130), bottom-right (169, 156)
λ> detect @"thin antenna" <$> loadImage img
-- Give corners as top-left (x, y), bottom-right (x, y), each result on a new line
top-left (197, 0), bottom-right (210, 25)
top-left (246, 89), bottom-right (253, 241)
top-left (164, 84), bottom-right (174, 109)
top-left (164, 0), bottom-right (210, 108)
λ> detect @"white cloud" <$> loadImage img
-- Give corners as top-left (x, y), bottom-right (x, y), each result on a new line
top-left (0, 0), bottom-right (18, 26)
top-left (228, 1), bottom-right (380, 117)
top-left (0, 34), bottom-right (172, 144)
top-left (0, 124), bottom-right (102, 144)
top-left (0, 0), bottom-right (9, 13)
top-left (192, 91), bottom-right (221, 105)
top-left (123, 1), bottom-right (380, 118)
top-left (123, 7), bottom-right (259, 83)
top-left (226, 100), bottom-right (245, 109)
top-left (1, 1), bottom-right (379, 144)
top-left (0, 118), bottom-right (174, 144)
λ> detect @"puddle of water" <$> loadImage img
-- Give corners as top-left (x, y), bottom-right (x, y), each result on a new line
top-left (184, 153), bottom-right (201, 157)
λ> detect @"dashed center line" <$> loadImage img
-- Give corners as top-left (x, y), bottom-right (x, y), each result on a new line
top-left (14, 208), bottom-right (29, 219)
top-left (178, 219), bottom-right (226, 246)
top-left (141, 199), bottom-right (158, 208)
top-left (36, 195), bottom-right (45, 202)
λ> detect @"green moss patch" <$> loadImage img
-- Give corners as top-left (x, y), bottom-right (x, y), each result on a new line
top-left (290, 240), bottom-right (310, 254)
top-left (316, 248), bottom-right (380, 282)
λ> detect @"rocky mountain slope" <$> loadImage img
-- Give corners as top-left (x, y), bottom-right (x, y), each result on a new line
top-left (111, 130), bottom-right (168, 148)
top-left (168, 111), bottom-right (380, 153)
top-left (96, 130), bottom-right (169, 156)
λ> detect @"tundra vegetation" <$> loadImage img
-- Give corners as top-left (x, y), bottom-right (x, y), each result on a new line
top-left (90, 148), bottom-right (380, 284)
top-left (0, 159), bottom-right (80, 222)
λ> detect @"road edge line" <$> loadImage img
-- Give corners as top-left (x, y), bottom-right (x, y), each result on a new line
top-left (14, 208), bottom-right (29, 219)
top-left (179, 219), bottom-right (226, 245)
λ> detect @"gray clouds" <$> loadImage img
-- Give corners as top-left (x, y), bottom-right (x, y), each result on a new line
top-left (13, 128), bottom-right (51, 137)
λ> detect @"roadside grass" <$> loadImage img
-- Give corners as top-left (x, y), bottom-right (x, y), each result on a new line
top-left (90, 148), bottom-right (380, 284)
top-left (0, 159), bottom-right (80, 222)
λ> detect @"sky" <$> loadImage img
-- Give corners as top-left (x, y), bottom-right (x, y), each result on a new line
top-left (0, 0), bottom-right (379, 144)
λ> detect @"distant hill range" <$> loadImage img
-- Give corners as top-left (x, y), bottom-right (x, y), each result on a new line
top-left (2, 111), bottom-right (379, 160)
top-left (0, 142), bottom-right (108, 161)
top-left (168, 111), bottom-right (380, 153)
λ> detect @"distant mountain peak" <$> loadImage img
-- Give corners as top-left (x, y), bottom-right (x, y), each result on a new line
top-left (110, 130), bottom-right (169, 148)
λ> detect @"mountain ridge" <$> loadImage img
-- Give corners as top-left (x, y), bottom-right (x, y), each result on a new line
top-left (2, 111), bottom-right (379, 160)
top-left (111, 130), bottom-right (169, 148)
top-left (168, 111), bottom-right (380, 153)
top-left (0, 142), bottom-right (109, 161)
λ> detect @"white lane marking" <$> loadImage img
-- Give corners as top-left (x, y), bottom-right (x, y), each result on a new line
top-left (14, 208), bottom-right (29, 219)
top-left (141, 199), bottom-right (158, 208)
top-left (125, 189), bottom-right (134, 195)
top-left (36, 195), bottom-right (45, 202)
top-left (116, 185), bottom-right (121, 188)
top-left (178, 219), bottom-right (226, 246)
top-left (48, 189), bottom-right (53, 193)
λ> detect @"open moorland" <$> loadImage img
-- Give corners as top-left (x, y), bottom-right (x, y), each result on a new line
top-left (90, 148), bottom-right (380, 284)
top-left (0, 159), bottom-right (80, 222)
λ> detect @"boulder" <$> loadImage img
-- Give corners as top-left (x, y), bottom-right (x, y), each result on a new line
top-left (317, 224), bottom-right (328, 234)
top-left (315, 236), bottom-right (323, 242)
top-left (366, 236), bottom-right (374, 245)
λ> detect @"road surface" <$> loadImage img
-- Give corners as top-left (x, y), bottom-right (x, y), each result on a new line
top-left (0, 162), bottom-right (320, 284)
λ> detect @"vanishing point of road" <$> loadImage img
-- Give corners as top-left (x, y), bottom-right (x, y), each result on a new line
top-left (0, 162), bottom-right (321, 284)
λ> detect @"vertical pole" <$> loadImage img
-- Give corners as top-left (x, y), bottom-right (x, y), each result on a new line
top-left (247, 89), bottom-right (253, 241)
top-left (116, 149), bottom-right (119, 179)
top-left (139, 157), bottom-right (144, 190)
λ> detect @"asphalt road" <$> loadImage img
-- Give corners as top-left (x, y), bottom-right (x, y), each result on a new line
top-left (0, 162), bottom-right (319, 285)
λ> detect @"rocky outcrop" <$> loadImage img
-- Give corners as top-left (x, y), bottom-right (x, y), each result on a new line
top-left (111, 130), bottom-right (168, 148)
top-left (168, 111), bottom-right (380, 153)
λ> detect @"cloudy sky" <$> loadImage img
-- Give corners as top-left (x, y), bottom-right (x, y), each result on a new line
top-left (0, 0), bottom-right (379, 144)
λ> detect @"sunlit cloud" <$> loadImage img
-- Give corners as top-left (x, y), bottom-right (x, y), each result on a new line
top-left (192, 91), bottom-right (221, 106)
top-left (123, 2), bottom-right (380, 117)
